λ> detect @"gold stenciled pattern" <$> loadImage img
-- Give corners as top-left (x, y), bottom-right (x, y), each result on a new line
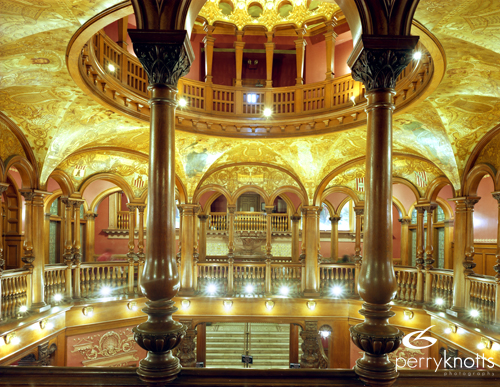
top-left (58, 150), bottom-right (149, 198)
top-left (326, 156), bottom-right (445, 197)
top-left (0, 119), bottom-right (25, 161)
top-left (199, 0), bottom-right (339, 31)
top-left (201, 165), bottom-right (301, 197)
top-left (477, 131), bottom-right (500, 171)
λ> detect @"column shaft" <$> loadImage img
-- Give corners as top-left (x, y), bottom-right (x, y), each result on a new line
top-left (198, 214), bottom-right (209, 262)
top-left (415, 206), bottom-right (425, 302)
top-left (294, 29), bottom-right (306, 86)
top-left (234, 31), bottom-right (244, 87)
top-left (291, 215), bottom-right (301, 263)
top-left (31, 191), bottom-right (50, 310)
top-left (424, 205), bottom-right (436, 302)
top-left (180, 204), bottom-right (197, 296)
top-left (203, 25), bottom-right (215, 83)
top-left (264, 32), bottom-right (274, 88)
top-left (126, 204), bottom-right (137, 261)
top-left (303, 206), bottom-right (320, 297)
top-left (0, 184), bottom-right (8, 320)
top-left (324, 21), bottom-right (337, 80)
top-left (399, 217), bottom-right (411, 266)
top-left (265, 206), bottom-right (274, 258)
top-left (227, 205), bottom-right (236, 258)
top-left (330, 215), bottom-right (340, 260)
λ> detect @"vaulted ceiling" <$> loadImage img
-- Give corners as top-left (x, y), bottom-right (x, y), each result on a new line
top-left (1, 0), bottom-right (500, 202)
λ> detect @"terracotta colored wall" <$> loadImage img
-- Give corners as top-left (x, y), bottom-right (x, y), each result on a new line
top-left (185, 33), bottom-right (204, 81)
top-left (212, 51), bottom-right (235, 86)
top-left (284, 191), bottom-right (302, 213)
top-left (66, 325), bottom-right (146, 367)
top-left (437, 184), bottom-right (455, 213)
top-left (334, 40), bottom-right (353, 78)
top-left (393, 204), bottom-right (401, 259)
top-left (474, 176), bottom-right (497, 240)
top-left (305, 39), bottom-right (326, 84)
top-left (94, 196), bottom-right (129, 256)
top-left (242, 53), bottom-right (267, 81)
top-left (324, 192), bottom-right (348, 212)
top-left (82, 180), bottom-right (117, 212)
top-left (211, 195), bottom-right (227, 212)
top-left (272, 53), bottom-right (296, 87)
top-left (393, 183), bottom-right (418, 215)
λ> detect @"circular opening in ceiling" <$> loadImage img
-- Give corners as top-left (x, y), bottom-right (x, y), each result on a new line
top-left (308, 0), bottom-right (321, 11)
top-left (219, 0), bottom-right (233, 15)
top-left (248, 2), bottom-right (263, 18)
top-left (278, 1), bottom-right (293, 17)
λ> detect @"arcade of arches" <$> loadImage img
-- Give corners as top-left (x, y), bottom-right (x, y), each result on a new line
top-left (1, 0), bottom-right (500, 386)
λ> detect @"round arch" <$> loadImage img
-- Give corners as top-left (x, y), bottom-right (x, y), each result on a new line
top-left (46, 170), bottom-right (75, 197)
top-left (90, 187), bottom-right (124, 213)
top-left (4, 155), bottom-right (37, 189)
top-left (322, 199), bottom-right (336, 217)
top-left (231, 186), bottom-right (270, 206)
top-left (424, 176), bottom-right (455, 202)
top-left (393, 177), bottom-right (421, 202)
top-left (193, 185), bottom-right (232, 209)
top-left (269, 186), bottom-right (306, 210)
top-left (463, 164), bottom-right (497, 197)
top-left (435, 197), bottom-right (453, 221)
top-left (78, 173), bottom-right (135, 203)
top-left (321, 186), bottom-right (362, 208)
top-left (392, 197), bottom-right (407, 218)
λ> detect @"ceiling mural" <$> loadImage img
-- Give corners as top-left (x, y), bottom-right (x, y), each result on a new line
top-left (57, 150), bottom-right (149, 198)
top-left (0, 119), bottom-right (25, 162)
top-left (200, 164), bottom-right (302, 198)
top-left (0, 0), bottom-right (499, 201)
top-left (325, 156), bottom-right (446, 198)
top-left (477, 131), bottom-right (500, 172)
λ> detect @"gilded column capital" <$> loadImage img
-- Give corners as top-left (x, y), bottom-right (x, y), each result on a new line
top-left (127, 203), bottom-right (146, 212)
top-left (302, 206), bottom-right (321, 217)
top-left (227, 205), bottom-right (237, 214)
top-left (85, 212), bottom-right (98, 220)
top-left (179, 203), bottom-right (199, 216)
top-left (492, 191), bottom-right (500, 203)
top-left (19, 189), bottom-right (35, 202)
top-left (0, 183), bottom-right (9, 195)
top-left (422, 203), bottom-right (438, 213)
top-left (416, 206), bottom-right (426, 214)
top-left (354, 208), bottom-right (364, 216)
top-left (198, 214), bottom-right (209, 222)
top-left (128, 30), bottom-right (193, 87)
top-left (465, 197), bottom-right (480, 209)
top-left (398, 217), bottom-right (411, 226)
top-left (264, 206), bottom-right (274, 214)
top-left (329, 215), bottom-right (341, 223)
top-left (290, 215), bottom-right (302, 222)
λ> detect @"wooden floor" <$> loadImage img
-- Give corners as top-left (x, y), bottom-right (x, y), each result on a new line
top-left (0, 367), bottom-right (498, 386)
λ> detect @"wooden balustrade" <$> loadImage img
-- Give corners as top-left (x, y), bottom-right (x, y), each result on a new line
top-left (270, 263), bottom-right (302, 296)
top-left (430, 270), bottom-right (453, 309)
top-left (235, 212), bottom-right (266, 232)
top-left (116, 211), bottom-right (130, 230)
top-left (466, 274), bottom-right (498, 325)
top-left (78, 31), bottom-right (434, 138)
top-left (196, 263), bottom-right (229, 295)
top-left (319, 264), bottom-right (356, 296)
top-left (78, 262), bottom-right (135, 298)
top-left (233, 263), bottom-right (266, 296)
top-left (270, 214), bottom-right (289, 232)
top-left (1, 269), bottom-right (30, 320)
top-left (394, 267), bottom-right (419, 304)
top-left (208, 213), bottom-right (227, 231)
top-left (44, 265), bottom-right (67, 303)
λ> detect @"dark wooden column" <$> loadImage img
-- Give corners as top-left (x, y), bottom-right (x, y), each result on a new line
top-left (289, 324), bottom-right (299, 365)
top-left (196, 323), bottom-right (206, 367)
top-left (348, 35), bottom-right (417, 387)
top-left (128, 28), bottom-right (193, 384)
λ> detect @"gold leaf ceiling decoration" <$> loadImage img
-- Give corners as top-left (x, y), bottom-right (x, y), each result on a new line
top-left (199, 0), bottom-right (339, 31)
top-left (0, 0), bottom-right (499, 203)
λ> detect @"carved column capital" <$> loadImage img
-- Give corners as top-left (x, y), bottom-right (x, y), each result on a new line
top-left (19, 189), bottom-right (35, 202)
top-left (264, 206), bottom-right (274, 214)
top-left (227, 205), bottom-right (236, 214)
top-left (350, 43), bottom-right (415, 91)
top-left (329, 215), bottom-right (341, 223)
top-left (300, 321), bottom-right (321, 369)
top-left (422, 203), bottom-right (438, 213)
top-left (302, 206), bottom-right (321, 217)
top-left (128, 30), bottom-right (193, 87)
top-left (398, 217), bottom-right (411, 225)
top-left (465, 197), bottom-right (480, 209)
top-left (290, 215), bottom-right (302, 222)
top-left (177, 320), bottom-right (196, 367)
top-left (354, 208), bottom-right (364, 216)
top-left (85, 212), bottom-right (98, 220)
top-left (416, 206), bottom-right (426, 214)
top-left (0, 183), bottom-right (9, 195)
top-left (492, 191), bottom-right (500, 203)
top-left (127, 203), bottom-right (146, 212)
top-left (198, 214), bottom-right (209, 222)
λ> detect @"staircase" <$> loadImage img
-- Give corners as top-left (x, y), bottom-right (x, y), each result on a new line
top-left (205, 322), bottom-right (290, 369)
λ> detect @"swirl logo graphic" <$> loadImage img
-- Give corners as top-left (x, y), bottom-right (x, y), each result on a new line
top-left (402, 326), bottom-right (437, 349)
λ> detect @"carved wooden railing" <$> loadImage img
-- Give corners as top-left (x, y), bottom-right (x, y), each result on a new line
top-left (466, 273), bottom-right (498, 325)
top-left (116, 211), bottom-right (130, 230)
top-left (319, 264), bottom-right (356, 296)
top-left (270, 214), bottom-right (289, 232)
top-left (233, 262), bottom-right (266, 296)
top-left (79, 31), bottom-right (434, 136)
top-left (209, 212), bottom-right (227, 231)
top-left (44, 264), bottom-right (67, 303)
top-left (197, 262), bottom-right (229, 295)
top-left (429, 269), bottom-right (453, 309)
top-left (270, 263), bottom-right (302, 296)
top-left (394, 266), bottom-right (419, 304)
top-left (235, 212), bottom-right (266, 232)
top-left (0, 269), bottom-right (30, 319)
top-left (78, 261), bottom-right (139, 298)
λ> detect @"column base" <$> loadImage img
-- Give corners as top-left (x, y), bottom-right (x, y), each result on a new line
top-left (31, 303), bottom-right (51, 313)
top-left (303, 290), bottom-right (320, 298)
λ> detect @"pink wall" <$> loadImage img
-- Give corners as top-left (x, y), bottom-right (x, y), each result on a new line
top-left (474, 176), bottom-right (497, 240)
top-left (334, 40), bottom-right (353, 77)
top-left (393, 183), bottom-right (417, 216)
top-left (305, 39), bottom-right (326, 84)
top-left (324, 192), bottom-right (349, 212)
top-left (94, 196), bottom-right (130, 256)
top-left (199, 190), bottom-right (216, 210)
top-left (185, 33), bottom-right (204, 81)
top-left (82, 180), bottom-right (117, 212)
top-left (211, 195), bottom-right (227, 212)
top-left (437, 184), bottom-right (455, 214)
top-left (393, 204), bottom-right (401, 258)
top-left (283, 191), bottom-right (302, 213)
top-left (66, 325), bottom-right (146, 367)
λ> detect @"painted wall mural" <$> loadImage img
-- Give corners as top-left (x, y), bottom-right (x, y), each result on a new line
top-left (0, 119), bottom-right (25, 161)
top-left (66, 325), bottom-right (146, 367)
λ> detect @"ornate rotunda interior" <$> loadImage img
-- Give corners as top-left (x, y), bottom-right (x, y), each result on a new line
top-left (1, 0), bottom-right (500, 386)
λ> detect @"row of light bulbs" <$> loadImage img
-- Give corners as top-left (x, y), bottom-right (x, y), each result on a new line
top-left (179, 298), bottom-right (319, 311)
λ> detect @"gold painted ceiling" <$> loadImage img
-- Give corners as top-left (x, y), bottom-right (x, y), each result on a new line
top-left (1, 0), bottom-right (500, 203)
